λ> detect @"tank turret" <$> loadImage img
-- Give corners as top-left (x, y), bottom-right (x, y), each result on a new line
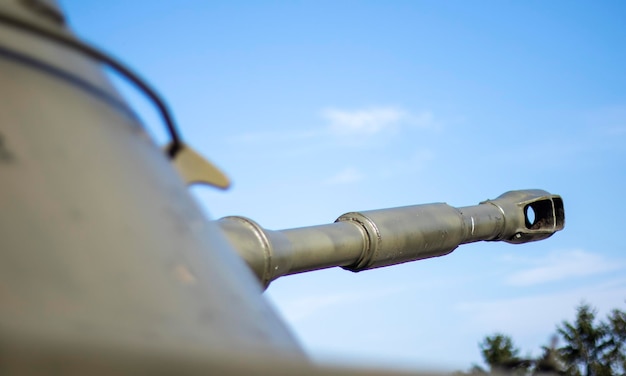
top-left (0, 1), bottom-right (566, 373)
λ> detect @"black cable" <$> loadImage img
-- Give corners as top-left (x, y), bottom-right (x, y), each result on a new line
top-left (0, 12), bottom-right (183, 157)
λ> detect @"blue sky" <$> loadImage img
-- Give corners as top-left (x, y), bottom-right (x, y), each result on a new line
top-left (62, 1), bottom-right (626, 372)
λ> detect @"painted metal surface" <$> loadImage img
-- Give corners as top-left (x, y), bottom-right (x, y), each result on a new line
top-left (219, 190), bottom-right (564, 287)
top-left (0, 0), bottom-right (303, 370)
top-left (0, 0), bottom-right (565, 374)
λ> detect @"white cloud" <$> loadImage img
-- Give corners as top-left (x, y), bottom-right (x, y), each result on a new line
top-left (227, 106), bottom-right (439, 150)
top-left (321, 106), bottom-right (438, 136)
top-left (322, 107), bottom-right (407, 135)
top-left (505, 249), bottom-right (623, 286)
top-left (324, 167), bottom-right (364, 185)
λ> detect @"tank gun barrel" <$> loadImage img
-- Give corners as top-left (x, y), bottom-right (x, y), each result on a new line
top-left (218, 190), bottom-right (564, 287)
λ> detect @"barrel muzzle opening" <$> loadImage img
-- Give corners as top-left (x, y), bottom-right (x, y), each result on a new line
top-left (486, 190), bottom-right (565, 244)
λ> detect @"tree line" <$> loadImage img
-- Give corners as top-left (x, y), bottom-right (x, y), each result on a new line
top-left (458, 302), bottom-right (625, 375)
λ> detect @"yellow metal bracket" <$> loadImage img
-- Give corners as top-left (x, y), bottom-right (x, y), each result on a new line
top-left (165, 143), bottom-right (230, 190)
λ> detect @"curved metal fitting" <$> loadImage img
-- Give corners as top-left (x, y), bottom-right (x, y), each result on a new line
top-left (336, 203), bottom-right (468, 271)
top-left (218, 216), bottom-right (274, 287)
top-left (482, 190), bottom-right (565, 244)
top-left (334, 212), bottom-right (379, 272)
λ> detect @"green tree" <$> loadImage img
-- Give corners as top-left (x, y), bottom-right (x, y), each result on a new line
top-left (532, 336), bottom-right (565, 375)
top-left (603, 308), bottom-right (626, 374)
top-left (557, 303), bottom-right (610, 376)
top-left (468, 303), bottom-right (626, 375)
top-left (479, 333), bottom-right (530, 374)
